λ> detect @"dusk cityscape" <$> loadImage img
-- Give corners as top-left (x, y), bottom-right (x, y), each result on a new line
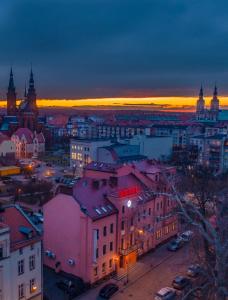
top-left (0, 1), bottom-right (227, 300)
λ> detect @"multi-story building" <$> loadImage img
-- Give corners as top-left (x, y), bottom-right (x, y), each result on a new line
top-left (0, 205), bottom-right (42, 300)
top-left (70, 138), bottom-right (112, 175)
top-left (190, 133), bottom-right (228, 173)
top-left (44, 161), bottom-right (178, 284)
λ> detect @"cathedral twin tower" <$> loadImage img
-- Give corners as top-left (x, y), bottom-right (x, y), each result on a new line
top-left (6, 68), bottom-right (38, 131)
top-left (196, 86), bottom-right (220, 122)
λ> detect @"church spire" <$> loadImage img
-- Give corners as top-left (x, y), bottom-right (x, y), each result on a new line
top-left (24, 82), bottom-right (27, 98)
top-left (8, 67), bottom-right (15, 91)
top-left (199, 85), bottom-right (203, 98)
top-left (29, 68), bottom-right (34, 89)
top-left (7, 67), bottom-right (17, 115)
top-left (213, 84), bottom-right (218, 98)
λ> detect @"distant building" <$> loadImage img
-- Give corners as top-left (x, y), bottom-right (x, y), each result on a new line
top-left (190, 133), bottom-right (228, 173)
top-left (0, 68), bottom-right (43, 135)
top-left (44, 161), bottom-right (178, 284)
top-left (0, 205), bottom-right (42, 300)
top-left (97, 143), bottom-right (145, 164)
top-left (0, 133), bottom-right (15, 160)
top-left (196, 86), bottom-right (220, 122)
top-left (70, 138), bottom-right (112, 176)
top-left (11, 128), bottom-right (45, 159)
top-left (123, 134), bottom-right (173, 161)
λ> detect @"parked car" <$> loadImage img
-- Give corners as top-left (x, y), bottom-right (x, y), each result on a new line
top-left (167, 239), bottom-right (184, 251)
top-left (56, 279), bottom-right (76, 295)
top-left (99, 283), bottom-right (119, 299)
top-left (154, 287), bottom-right (176, 300)
top-left (179, 230), bottom-right (193, 242)
top-left (187, 264), bottom-right (202, 277)
top-left (172, 275), bottom-right (191, 290)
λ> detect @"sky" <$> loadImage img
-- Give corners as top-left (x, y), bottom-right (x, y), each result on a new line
top-left (1, 0), bottom-right (228, 104)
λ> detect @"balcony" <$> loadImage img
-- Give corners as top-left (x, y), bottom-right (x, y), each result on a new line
top-left (119, 244), bottom-right (138, 256)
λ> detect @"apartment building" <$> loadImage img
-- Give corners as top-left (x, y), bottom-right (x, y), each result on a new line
top-left (0, 205), bottom-right (42, 300)
top-left (44, 161), bottom-right (178, 284)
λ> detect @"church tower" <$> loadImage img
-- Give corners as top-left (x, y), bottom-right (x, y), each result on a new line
top-left (210, 85), bottom-right (219, 112)
top-left (27, 69), bottom-right (38, 115)
top-left (196, 85), bottom-right (205, 113)
top-left (7, 68), bottom-right (17, 115)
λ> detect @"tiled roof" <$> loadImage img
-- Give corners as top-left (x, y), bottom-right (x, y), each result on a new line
top-left (13, 128), bottom-right (33, 143)
top-left (0, 205), bottom-right (41, 251)
top-left (73, 172), bottom-right (145, 220)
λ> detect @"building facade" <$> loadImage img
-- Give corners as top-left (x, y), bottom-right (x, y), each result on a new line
top-left (0, 205), bottom-right (42, 300)
top-left (44, 161), bottom-right (178, 284)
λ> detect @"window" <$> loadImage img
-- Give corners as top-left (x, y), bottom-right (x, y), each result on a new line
top-left (19, 248), bottom-right (23, 255)
top-left (121, 238), bottom-right (124, 249)
top-left (103, 245), bottom-right (106, 255)
top-left (109, 259), bottom-right (113, 268)
top-left (156, 203), bottom-right (159, 211)
top-left (18, 283), bottom-right (24, 299)
top-left (96, 248), bottom-right (99, 259)
top-left (156, 229), bottom-right (162, 240)
top-left (143, 209), bottom-right (146, 219)
top-left (103, 226), bottom-right (107, 237)
top-left (18, 260), bottom-right (24, 275)
top-left (0, 247), bottom-right (3, 258)
top-left (30, 278), bottom-right (36, 293)
top-left (122, 206), bottom-right (125, 214)
top-left (110, 241), bottom-right (113, 252)
top-left (102, 262), bottom-right (106, 273)
top-left (97, 229), bottom-right (99, 240)
top-left (30, 244), bottom-right (34, 250)
top-left (121, 221), bottom-right (125, 230)
top-left (94, 267), bottom-right (98, 276)
top-left (29, 255), bottom-right (35, 271)
top-left (110, 223), bottom-right (114, 234)
top-left (160, 202), bottom-right (163, 209)
top-left (130, 233), bottom-right (133, 246)
top-left (148, 208), bottom-right (151, 216)
top-left (130, 217), bottom-right (133, 226)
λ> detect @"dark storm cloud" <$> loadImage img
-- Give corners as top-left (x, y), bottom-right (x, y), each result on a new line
top-left (1, 0), bottom-right (228, 98)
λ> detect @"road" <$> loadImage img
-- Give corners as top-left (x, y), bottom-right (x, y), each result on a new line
top-left (77, 241), bottom-right (197, 300)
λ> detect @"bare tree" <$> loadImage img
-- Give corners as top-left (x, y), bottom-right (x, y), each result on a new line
top-left (170, 167), bottom-right (228, 300)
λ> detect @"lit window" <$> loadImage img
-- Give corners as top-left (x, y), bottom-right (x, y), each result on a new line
top-left (109, 259), bottom-right (113, 268)
top-left (30, 278), bottom-right (36, 293)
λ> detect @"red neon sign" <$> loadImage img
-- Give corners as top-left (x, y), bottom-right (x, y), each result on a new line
top-left (118, 186), bottom-right (140, 198)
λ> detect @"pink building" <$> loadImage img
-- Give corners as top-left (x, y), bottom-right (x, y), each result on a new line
top-left (44, 161), bottom-right (178, 284)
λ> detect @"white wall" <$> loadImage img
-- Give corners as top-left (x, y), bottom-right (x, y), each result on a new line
top-left (127, 135), bottom-right (172, 160)
top-left (0, 240), bottom-right (42, 300)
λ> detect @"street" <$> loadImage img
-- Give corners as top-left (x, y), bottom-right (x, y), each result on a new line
top-left (76, 241), bottom-right (197, 300)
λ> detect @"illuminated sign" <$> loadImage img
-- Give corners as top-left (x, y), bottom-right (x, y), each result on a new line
top-left (118, 186), bottom-right (140, 198)
top-left (127, 200), bottom-right (132, 207)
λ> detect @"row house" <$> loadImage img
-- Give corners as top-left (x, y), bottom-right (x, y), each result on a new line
top-left (0, 205), bottom-right (42, 300)
top-left (44, 161), bottom-right (178, 284)
top-left (11, 128), bottom-right (45, 159)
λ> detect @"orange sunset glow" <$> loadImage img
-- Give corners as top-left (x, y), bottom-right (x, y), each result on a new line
top-left (0, 96), bottom-right (228, 109)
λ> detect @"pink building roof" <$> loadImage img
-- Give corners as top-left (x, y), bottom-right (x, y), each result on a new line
top-left (13, 127), bottom-right (33, 143)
